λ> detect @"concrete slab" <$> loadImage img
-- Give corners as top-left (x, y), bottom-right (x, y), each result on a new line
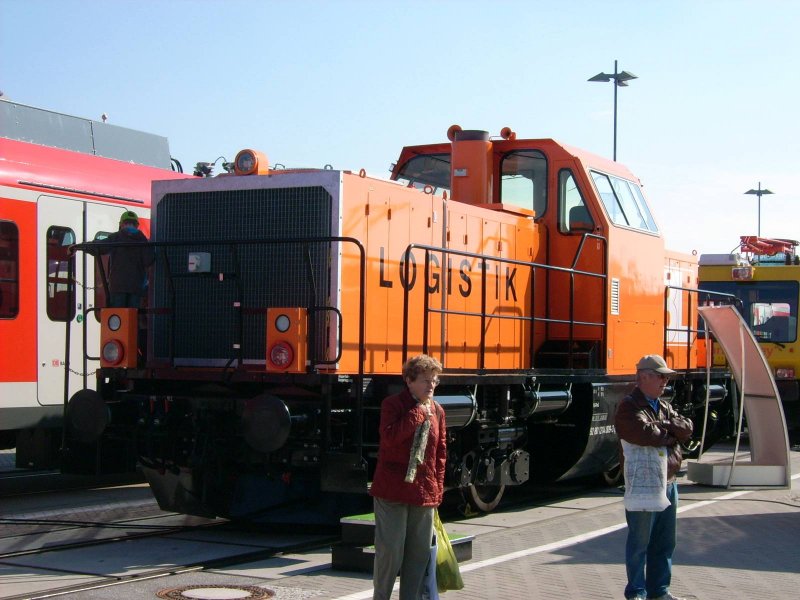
top-left (0, 562), bottom-right (109, 599)
top-left (206, 551), bottom-right (332, 580)
top-left (50, 568), bottom-right (330, 599)
top-left (1, 537), bottom-right (262, 577)
top-left (168, 529), bottom-right (329, 550)
top-left (0, 514), bottom-right (219, 555)
top-left (446, 488), bottom-right (624, 538)
top-left (0, 482), bottom-right (157, 517)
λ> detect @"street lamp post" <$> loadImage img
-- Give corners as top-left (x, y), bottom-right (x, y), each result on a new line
top-left (744, 182), bottom-right (774, 238)
top-left (588, 60), bottom-right (637, 161)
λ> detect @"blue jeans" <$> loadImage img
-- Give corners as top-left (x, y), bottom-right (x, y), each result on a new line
top-left (624, 481), bottom-right (678, 599)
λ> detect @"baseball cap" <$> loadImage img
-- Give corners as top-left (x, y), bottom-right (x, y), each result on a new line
top-left (119, 210), bottom-right (139, 225)
top-left (636, 354), bottom-right (676, 374)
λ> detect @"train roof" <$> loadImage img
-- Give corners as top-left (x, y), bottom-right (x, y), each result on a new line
top-left (0, 99), bottom-right (172, 169)
top-left (394, 134), bottom-right (640, 183)
top-left (0, 137), bottom-right (189, 207)
top-left (0, 100), bottom-right (190, 206)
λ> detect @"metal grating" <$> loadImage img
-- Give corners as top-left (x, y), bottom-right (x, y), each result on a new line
top-left (151, 186), bottom-right (334, 363)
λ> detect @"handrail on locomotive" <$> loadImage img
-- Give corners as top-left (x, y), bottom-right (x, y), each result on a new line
top-left (663, 285), bottom-right (741, 372)
top-left (401, 232), bottom-right (608, 370)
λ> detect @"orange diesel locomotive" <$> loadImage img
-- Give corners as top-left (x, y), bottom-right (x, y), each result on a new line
top-left (0, 100), bottom-right (188, 468)
top-left (68, 126), bottom-right (735, 519)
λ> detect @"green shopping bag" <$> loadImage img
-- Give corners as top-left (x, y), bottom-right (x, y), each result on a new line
top-left (434, 509), bottom-right (464, 592)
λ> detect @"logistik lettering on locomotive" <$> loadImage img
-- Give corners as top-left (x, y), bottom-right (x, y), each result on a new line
top-left (378, 246), bottom-right (518, 301)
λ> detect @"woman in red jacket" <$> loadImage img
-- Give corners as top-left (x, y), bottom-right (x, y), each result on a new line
top-left (371, 355), bottom-right (447, 600)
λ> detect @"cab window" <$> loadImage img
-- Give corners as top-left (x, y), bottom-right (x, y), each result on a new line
top-left (500, 150), bottom-right (547, 217)
top-left (558, 170), bottom-right (594, 233)
top-left (0, 221), bottom-right (19, 318)
top-left (46, 226), bottom-right (76, 322)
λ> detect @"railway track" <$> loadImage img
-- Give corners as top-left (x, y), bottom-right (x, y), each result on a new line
top-left (0, 465), bottom-right (608, 600)
top-left (0, 480), bottom-right (339, 600)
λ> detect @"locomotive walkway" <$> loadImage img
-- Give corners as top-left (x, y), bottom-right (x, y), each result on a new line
top-left (2, 441), bottom-right (798, 599)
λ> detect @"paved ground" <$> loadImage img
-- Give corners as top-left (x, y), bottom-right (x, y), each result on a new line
top-left (6, 442), bottom-right (789, 600)
top-left (266, 462), bottom-right (800, 600)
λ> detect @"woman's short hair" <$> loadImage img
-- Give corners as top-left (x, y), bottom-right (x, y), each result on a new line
top-left (402, 354), bottom-right (443, 381)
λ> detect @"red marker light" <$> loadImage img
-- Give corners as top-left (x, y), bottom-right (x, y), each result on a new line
top-left (269, 341), bottom-right (294, 369)
top-left (102, 340), bottom-right (124, 365)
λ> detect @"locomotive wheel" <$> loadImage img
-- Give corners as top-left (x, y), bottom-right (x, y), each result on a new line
top-left (463, 483), bottom-right (505, 513)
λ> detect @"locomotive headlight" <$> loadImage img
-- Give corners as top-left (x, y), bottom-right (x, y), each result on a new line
top-left (102, 340), bottom-right (124, 365)
top-left (235, 150), bottom-right (256, 175)
top-left (775, 367), bottom-right (795, 379)
top-left (275, 313), bottom-right (291, 333)
top-left (107, 314), bottom-right (122, 331)
top-left (731, 266), bottom-right (753, 280)
top-left (269, 341), bottom-right (294, 369)
top-left (233, 148), bottom-right (269, 176)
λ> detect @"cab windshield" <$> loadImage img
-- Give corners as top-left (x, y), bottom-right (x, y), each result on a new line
top-left (394, 153), bottom-right (451, 193)
top-left (700, 280), bottom-right (799, 343)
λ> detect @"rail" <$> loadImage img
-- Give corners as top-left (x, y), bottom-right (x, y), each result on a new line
top-left (400, 233), bottom-right (608, 370)
top-left (663, 285), bottom-right (740, 371)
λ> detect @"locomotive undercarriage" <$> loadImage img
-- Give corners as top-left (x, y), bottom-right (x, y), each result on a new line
top-left (67, 361), bottom-right (734, 521)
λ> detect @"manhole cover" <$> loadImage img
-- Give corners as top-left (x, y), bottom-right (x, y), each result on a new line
top-left (156, 585), bottom-right (275, 600)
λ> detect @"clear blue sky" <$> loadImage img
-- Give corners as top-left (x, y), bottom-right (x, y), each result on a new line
top-left (2, 0), bottom-right (798, 256)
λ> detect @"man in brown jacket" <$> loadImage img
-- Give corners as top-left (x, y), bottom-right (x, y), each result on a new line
top-left (615, 354), bottom-right (693, 600)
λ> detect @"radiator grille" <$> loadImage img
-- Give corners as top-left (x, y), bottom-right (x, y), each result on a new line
top-left (151, 186), bottom-right (334, 363)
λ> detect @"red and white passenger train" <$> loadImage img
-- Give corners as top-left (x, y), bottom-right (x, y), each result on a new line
top-left (0, 100), bottom-right (188, 468)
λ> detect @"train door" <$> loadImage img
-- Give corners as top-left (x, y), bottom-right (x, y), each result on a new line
top-left (36, 196), bottom-right (120, 405)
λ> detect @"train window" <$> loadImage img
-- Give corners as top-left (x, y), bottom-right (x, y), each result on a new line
top-left (0, 221), bottom-right (20, 319)
top-left (557, 170), bottom-right (594, 233)
top-left (394, 153), bottom-right (451, 194)
top-left (500, 150), bottom-right (547, 217)
top-left (46, 226), bottom-right (76, 322)
top-left (628, 182), bottom-right (658, 231)
top-left (591, 171), bottom-right (658, 233)
top-left (611, 178), bottom-right (648, 229)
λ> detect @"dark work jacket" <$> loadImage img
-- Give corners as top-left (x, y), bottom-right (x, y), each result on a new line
top-left (370, 388), bottom-right (447, 507)
top-left (100, 229), bottom-right (155, 295)
top-left (615, 387), bottom-right (694, 482)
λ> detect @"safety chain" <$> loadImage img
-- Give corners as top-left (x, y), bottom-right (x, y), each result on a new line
top-left (71, 277), bottom-right (97, 291)
top-left (67, 366), bottom-right (98, 377)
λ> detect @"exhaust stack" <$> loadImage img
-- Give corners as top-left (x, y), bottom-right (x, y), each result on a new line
top-left (449, 126), bottom-right (492, 205)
